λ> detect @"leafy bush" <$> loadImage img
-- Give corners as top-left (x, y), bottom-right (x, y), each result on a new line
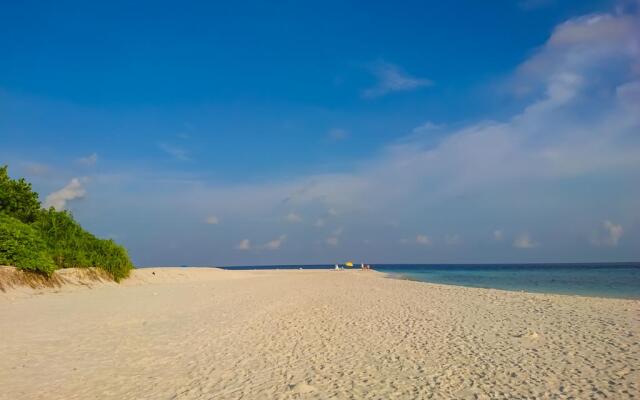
top-left (34, 208), bottom-right (133, 281)
top-left (0, 214), bottom-right (56, 275)
top-left (0, 166), bottom-right (41, 223)
top-left (0, 165), bottom-right (134, 280)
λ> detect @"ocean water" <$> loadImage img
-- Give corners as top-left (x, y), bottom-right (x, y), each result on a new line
top-left (221, 263), bottom-right (640, 299)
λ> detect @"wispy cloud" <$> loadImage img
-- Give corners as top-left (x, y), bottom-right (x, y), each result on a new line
top-left (514, 233), bottom-right (538, 249)
top-left (236, 239), bottom-right (251, 251)
top-left (34, 5), bottom-right (639, 264)
top-left (363, 61), bottom-right (432, 98)
top-left (43, 178), bottom-right (87, 210)
top-left (158, 143), bottom-right (190, 161)
top-left (204, 216), bottom-right (219, 225)
top-left (326, 237), bottom-right (339, 246)
top-left (76, 153), bottom-right (98, 167)
top-left (262, 235), bottom-right (286, 250)
top-left (411, 121), bottom-right (445, 136)
top-left (285, 212), bottom-right (302, 223)
top-left (591, 220), bottom-right (624, 247)
top-left (416, 234), bottom-right (432, 246)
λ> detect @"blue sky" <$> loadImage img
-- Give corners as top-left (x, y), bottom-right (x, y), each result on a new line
top-left (1, 0), bottom-right (639, 265)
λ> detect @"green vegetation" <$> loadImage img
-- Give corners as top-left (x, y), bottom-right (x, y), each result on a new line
top-left (0, 166), bottom-right (133, 280)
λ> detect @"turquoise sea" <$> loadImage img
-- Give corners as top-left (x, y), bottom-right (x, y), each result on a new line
top-left (221, 263), bottom-right (640, 299)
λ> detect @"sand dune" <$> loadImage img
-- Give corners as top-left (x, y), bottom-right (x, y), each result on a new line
top-left (1, 267), bottom-right (638, 399)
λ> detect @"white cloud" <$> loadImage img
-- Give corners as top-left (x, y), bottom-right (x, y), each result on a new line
top-left (416, 234), bottom-right (432, 246)
top-left (326, 237), bottom-right (339, 246)
top-left (43, 178), bottom-right (87, 210)
top-left (236, 239), bottom-right (251, 251)
top-left (159, 143), bottom-right (190, 161)
top-left (262, 235), bottom-right (286, 250)
top-left (285, 212), bottom-right (302, 223)
top-left (514, 11), bottom-right (640, 98)
top-left (411, 121), bottom-right (445, 135)
top-left (363, 61), bottom-right (432, 98)
top-left (76, 153), bottom-right (98, 167)
top-left (514, 233), bottom-right (538, 249)
top-left (244, 8), bottom-right (637, 223)
top-left (327, 128), bottom-right (349, 141)
top-left (314, 218), bottom-right (325, 227)
top-left (41, 6), bottom-right (639, 264)
top-left (204, 216), bottom-right (219, 225)
top-left (591, 220), bottom-right (624, 246)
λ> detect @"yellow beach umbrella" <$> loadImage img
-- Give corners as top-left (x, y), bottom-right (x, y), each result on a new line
top-left (345, 261), bottom-right (354, 268)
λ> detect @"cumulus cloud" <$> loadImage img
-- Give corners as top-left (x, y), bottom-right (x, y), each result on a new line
top-left (285, 212), bottom-right (302, 223)
top-left (326, 237), bottom-right (339, 246)
top-left (363, 61), bottom-right (432, 98)
top-left (514, 11), bottom-right (640, 98)
top-left (204, 216), bottom-right (219, 225)
top-left (591, 220), bottom-right (624, 246)
top-left (236, 239), bottom-right (251, 251)
top-left (50, 5), bottom-right (640, 264)
top-left (262, 235), bottom-right (286, 250)
top-left (43, 178), bottom-right (87, 210)
top-left (76, 153), bottom-right (98, 167)
top-left (244, 7), bottom-right (637, 223)
top-left (416, 234), bottom-right (432, 246)
top-left (514, 233), bottom-right (538, 249)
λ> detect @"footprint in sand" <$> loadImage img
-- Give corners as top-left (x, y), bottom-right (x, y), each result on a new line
top-left (289, 383), bottom-right (316, 394)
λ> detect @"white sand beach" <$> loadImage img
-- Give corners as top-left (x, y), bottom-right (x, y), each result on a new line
top-left (1, 267), bottom-right (638, 399)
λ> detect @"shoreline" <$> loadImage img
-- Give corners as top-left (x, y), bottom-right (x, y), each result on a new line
top-left (382, 271), bottom-right (640, 301)
top-left (3, 265), bottom-right (638, 301)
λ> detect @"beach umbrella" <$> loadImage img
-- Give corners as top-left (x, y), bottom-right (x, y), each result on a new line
top-left (345, 261), bottom-right (354, 268)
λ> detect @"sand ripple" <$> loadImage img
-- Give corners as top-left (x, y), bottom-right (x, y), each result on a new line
top-left (1, 268), bottom-right (638, 399)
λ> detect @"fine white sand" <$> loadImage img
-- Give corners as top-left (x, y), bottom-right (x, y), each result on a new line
top-left (1, 267), bottom-right (638, 399)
